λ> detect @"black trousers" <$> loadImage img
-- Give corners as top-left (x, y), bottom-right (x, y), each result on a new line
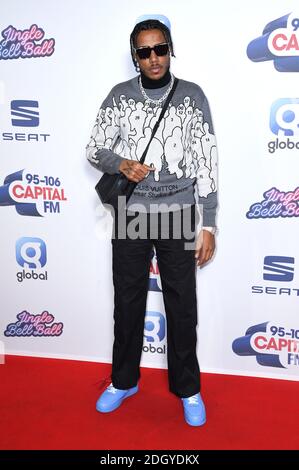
top-left (110, 205), bottom-right (200, 398)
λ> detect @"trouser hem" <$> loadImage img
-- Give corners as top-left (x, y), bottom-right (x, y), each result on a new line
top-left (169, 387), bottom-right (201, 399)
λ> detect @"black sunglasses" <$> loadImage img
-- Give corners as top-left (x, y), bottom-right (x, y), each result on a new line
top-left (135, 43), bottom-right (169, 60)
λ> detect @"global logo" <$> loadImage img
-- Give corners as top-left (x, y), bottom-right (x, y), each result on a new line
top-left (0, 100), bottom-right (50, 143)
top-left (0, 169), bottom-right (67, 216)
top-left (15, 237), bottom-right (48, 282)
top-left (268, 98), bottom-right (299, 154)
top-left (247, 12), bottom-right (299, 72)
top-left (270, 99), bottom-right (299, 136)
top-left (232, 322), bottom-right (299, 368)
top-left (252, 256), bottom-right (298, 297)
top-left (143, 311), bottom-right (166, 355)
top-left (148, 249), bottom-right (162, 292)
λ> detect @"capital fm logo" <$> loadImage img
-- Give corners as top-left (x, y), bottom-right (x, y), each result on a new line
top-left (251, 256), bottom-right (298, 298)
top-left (0, 24), bottom-right (55, 61)
top-left (232, 322), bottom-right (299, 369)
top-left (268, 98), bottom-right (299, 154)
top-left (15, 237), bottom-right (48, 282)
top-left (0, 169), bottom-right (67, 216)
top-left (143, 311), bottom-right (166, 355)
top-left (246, 187), bottom-right (299, 219)
top-left (4, 310), bottom-right (63, 337)
top-left (1, 100), bottom-right (50, 143)
top-left (148, 248), bottom-right (162, 292)
top-left (247, 12), bottom-right (299, 72)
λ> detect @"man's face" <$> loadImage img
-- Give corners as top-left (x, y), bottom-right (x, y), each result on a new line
top-left (135, 28), bottom-right (170, 80)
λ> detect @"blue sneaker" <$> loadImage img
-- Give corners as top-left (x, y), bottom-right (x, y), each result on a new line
top-left (96, 383), bottom-right (138, 413)
top-left (182, 393), bottom-right (206, 426)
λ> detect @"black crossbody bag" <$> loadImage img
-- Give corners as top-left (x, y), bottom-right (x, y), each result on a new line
top-left (95, 77), bottom-right (179, 208)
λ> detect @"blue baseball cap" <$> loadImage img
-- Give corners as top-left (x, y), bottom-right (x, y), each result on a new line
top-left (134, 14), bottom-right (171, 31)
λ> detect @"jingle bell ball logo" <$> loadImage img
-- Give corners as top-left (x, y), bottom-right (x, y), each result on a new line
top-left (232, 322), bottom-right (299, 369)
top-left (143, 311), bottom-right (166, 355)
top-left (4, 310), bottom-right (63, 337)
top-left (0, 169), bottom-right (67, 216)
top-left (0, 24), bottom-right (55, 60)
top-left (246, 187), bottom-right (299, 219)
top-left (247, 12), bottom-right (299, 72)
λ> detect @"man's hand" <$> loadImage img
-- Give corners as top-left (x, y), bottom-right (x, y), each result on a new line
top-left (195, 230), bottom-right (215, 267)
top-left (119, 159), bottom-right (155, 183)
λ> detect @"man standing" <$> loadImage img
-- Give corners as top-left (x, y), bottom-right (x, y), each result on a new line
top-left (86, 15), bottom-right (218, 427)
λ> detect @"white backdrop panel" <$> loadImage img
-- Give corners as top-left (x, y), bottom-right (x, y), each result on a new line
top-left (1, 0), bottom-right (298, 381)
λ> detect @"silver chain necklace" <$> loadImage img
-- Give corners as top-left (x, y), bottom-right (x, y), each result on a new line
top-left (138, 72), bottom-right (174, 106)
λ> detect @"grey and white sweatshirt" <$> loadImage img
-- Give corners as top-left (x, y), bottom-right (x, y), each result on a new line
top-left (86, 75), bottom-right (218, 226)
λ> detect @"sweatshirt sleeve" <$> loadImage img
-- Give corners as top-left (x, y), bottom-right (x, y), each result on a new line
top-left (193, 91), bottom-right (218, 227)
top-left (86, 88), bottom-right (125, 175)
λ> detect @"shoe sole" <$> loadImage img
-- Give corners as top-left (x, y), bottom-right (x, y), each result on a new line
top-left (184, 413), bottom-right (206, 427)
top-left (96, 386), bottom-right (138, 413)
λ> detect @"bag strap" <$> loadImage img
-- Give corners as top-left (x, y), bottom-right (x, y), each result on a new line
top-left (139, 77), bottom-right (179, 165)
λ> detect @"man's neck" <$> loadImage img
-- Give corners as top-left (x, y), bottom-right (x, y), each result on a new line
top-left (140, 69), bottom-right (171, 89)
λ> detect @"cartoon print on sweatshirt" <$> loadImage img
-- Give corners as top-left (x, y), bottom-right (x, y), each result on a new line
top-left (87, 94), bottom-right (216, 196)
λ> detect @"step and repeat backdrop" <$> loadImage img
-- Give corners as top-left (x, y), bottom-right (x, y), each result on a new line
top-left (1, 0), bottom-right (298, 381)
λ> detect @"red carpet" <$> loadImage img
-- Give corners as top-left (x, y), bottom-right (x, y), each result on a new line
top-left (0, 355), bottom-right (298, 450)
